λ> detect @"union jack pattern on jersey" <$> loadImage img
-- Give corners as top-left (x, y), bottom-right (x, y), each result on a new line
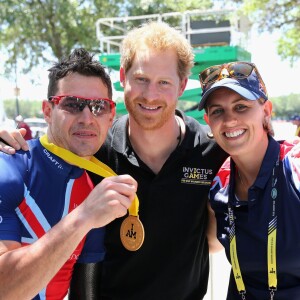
top-left (0, 139), bottom-right (105, 300)
top-left (210, 141), bottom-right (300, 199)
top-left (209, 138), bottom-right (300, 299)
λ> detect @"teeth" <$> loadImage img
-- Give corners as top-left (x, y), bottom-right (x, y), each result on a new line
top-left (76, 133), bottom-right (94, 136)
top-left (225, 130), bottom-right (245, 138)
top-left (140, 104), bottom-right (159, 110)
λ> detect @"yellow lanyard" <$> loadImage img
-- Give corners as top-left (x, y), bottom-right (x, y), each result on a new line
top-left (39, 134), bottom-right (139, 216)
top-left (229, 157), bottom-right (279, 300)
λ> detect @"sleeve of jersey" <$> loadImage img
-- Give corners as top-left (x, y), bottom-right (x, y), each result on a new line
top-left (283, 152), bottom-right (300, 192)
top-left (209, 157), bottom-right (231, 202)
top-left (0, 153), bottom-right (26, 242)
top-left (208, 158), bottom-right (231, 245)
top-left (77, 227), bottom-right (106, 263)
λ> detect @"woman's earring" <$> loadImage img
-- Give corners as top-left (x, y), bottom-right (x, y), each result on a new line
top-left (207, 132), bottom-right (214, 139)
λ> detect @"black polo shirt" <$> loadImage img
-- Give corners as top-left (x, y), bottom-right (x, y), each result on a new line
top-left (91, 110), bottom-right (228, 300)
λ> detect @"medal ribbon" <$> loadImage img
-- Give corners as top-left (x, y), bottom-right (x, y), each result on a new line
top-left (39, 134), bottom-right (139, 216)
top-left (229, 155), bottom-right (279, 299)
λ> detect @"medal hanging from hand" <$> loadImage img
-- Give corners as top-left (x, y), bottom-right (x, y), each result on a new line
top-left (118, 168), bottom-right (144, 251)
top-left (120, 215), bottom-right (144, 251)
top-left (40, 135), bottom-right (145, 251)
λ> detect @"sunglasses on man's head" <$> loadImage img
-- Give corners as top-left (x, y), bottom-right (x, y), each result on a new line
top-left (199, 61), bottom-right (266, 93)
top-left (48, 95), bottom-right (116, 117)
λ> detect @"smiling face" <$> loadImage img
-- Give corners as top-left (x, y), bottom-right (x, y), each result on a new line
top-left (120, 48), bottom-right (187, 130)
top-left (43, 73), bottom-right (115, 159)
top-left (204, 88), bottom-right (272, 157)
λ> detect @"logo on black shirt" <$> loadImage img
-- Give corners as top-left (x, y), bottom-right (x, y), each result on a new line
top-left (181, 167), bottom-right (213, 185)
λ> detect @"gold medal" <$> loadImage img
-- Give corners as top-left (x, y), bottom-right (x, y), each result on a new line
top-left (40, 135), bottom-right (145, 251)
top-left (120, 215), bottom-right (145, 251)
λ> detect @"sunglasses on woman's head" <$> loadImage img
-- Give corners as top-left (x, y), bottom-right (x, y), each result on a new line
top-left (199, 61), bottom-right (267, 95)
top-left (48, 95), bottom-right (116, 117)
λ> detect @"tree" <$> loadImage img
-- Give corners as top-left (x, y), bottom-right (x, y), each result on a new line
top-left (4, 99), bottom-right (44, 119)
top-left (0, 0), bottom-right (123, 76)
top-left (2, 0), bottom-right (299, 73)
top-left (271, 93), bottom-right (300, 118)
top-left (125, 0), bottom-right (212, 17)
top-left (0, 0), bottom-right (216, 77)
top-left (234, 0), bottom-right (300, 64)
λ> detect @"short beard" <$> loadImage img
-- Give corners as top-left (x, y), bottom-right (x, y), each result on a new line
top-left (125, 95), bottom-right (177, 130)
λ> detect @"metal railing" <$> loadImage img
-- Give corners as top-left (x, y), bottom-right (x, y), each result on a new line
top-left (96, 9), bottom-right (250, 54)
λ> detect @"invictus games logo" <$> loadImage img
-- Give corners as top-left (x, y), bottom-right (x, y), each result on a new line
top-left (181, 167), bottom-right (213, 185)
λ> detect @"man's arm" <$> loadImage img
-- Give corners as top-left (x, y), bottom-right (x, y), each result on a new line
top-left (207, 202), bottom-right (223, 254)
top-left (0, 175), bottom-right (137, 300)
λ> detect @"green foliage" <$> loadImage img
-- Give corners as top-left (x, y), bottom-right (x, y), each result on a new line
top-left (270, 93), bottom-right (300, 118)
top-left (0, 0), bottom-right (214, 77)
top-left (277, 28), bottom-right (300, 64)
top-left (4, 99), bottom-right (43, 119)
top-left (237, 0), bottom-right (300, 64)
top-left (2, 0), bottom-right (298, 92)
top-left (0, 0), bottom-right (124, 75)
top-left (125, 0), bottom-right (212, 16)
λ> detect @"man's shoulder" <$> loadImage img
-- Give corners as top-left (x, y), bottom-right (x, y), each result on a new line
top-left (0, 139), bottom-right (42, 175)
top-left (111, 115), bottom-right (128, 132)
top-left (183, 114), bottom-right (224, 151)
top-left (185, 115), bottom-right (209, 133)
top-left (178, 110), bottom-right (211, 138)
top-left (103, 115), bottom-right (128, 152)
top-left (0, 141), bottom-right (39, 191)
top-left (0, 139), bottom-right (38, 161)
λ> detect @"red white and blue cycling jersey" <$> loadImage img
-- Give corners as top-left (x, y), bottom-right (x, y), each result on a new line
top-left (209, 137), bottom-right (300, 299)
top-left (0, 139), bottom-right (105, 300)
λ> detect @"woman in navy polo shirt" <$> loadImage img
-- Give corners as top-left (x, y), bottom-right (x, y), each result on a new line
top-left (199, 62), bottom-right (300, 299)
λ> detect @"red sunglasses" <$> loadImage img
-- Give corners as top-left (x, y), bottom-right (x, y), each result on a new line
top-left (48, 95), bottom-right (115, 117)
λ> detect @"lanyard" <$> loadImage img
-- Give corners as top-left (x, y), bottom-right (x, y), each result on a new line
top-left (229, 155), bottom-right (280, 300)
top-left (39, 134), bottom-right (139, 216)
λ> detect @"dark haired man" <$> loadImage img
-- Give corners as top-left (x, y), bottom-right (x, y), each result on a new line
top-left (0, 48), bottom-right (137, 299)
